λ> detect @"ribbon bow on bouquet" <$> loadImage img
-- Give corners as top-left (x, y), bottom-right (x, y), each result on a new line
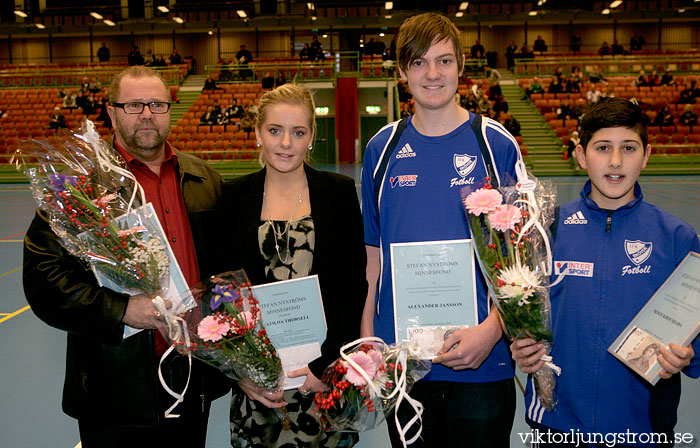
top-left (313, 337), bottom-right (431, 448)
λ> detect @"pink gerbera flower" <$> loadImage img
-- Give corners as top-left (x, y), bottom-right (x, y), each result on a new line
top-left (367, 349), bottom-right (384, 371)
top-left (488, 205), bottom-right (522, 232)
top-left (343, 351), bottom-right (378, 386)
top-left (464, 188), bottom-right (503, 215)
top-left (198, 315), bottom-right (230, 342)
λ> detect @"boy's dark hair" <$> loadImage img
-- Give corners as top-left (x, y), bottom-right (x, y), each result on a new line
top-left (397, 12), bottom-right (464, 74)
top-left (579, 97), bottom-right (648, 150)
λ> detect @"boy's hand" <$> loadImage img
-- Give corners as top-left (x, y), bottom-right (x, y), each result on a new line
top-left (432, 312), bottom-right (501, 370)
top-left (510, 338), bottom-right (547, 373)
top-left (657, 343), bottom-right (695, 379)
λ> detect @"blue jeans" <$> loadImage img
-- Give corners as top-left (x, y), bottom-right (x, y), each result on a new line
top-left (387, 379), bottom-right (516, 448)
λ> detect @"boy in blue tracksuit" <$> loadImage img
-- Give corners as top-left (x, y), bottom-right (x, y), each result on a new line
top-left (511, 98), bottom-right (700, 447)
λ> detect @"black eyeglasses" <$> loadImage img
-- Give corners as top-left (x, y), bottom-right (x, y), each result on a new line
top-left (112, 102), bottom-right (171, 114)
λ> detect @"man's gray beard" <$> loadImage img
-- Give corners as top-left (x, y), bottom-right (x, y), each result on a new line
top-left (122, 129), bottom-right (168, 154)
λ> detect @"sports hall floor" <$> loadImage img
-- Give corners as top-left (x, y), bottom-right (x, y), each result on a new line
top-left (1, 168), bottom-right (699, 447)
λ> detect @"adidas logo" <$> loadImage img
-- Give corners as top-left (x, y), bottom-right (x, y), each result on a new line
top-left (564, 211), bottom-right (588, 225)
top-left (396, 143), bottom-right (416, 159)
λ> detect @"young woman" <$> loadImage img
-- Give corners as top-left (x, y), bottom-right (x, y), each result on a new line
top-left (214, 84), bottom-right (367, 447)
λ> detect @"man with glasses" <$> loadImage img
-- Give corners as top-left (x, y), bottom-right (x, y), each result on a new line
top-left (23, 66), bottom-right (226, 447)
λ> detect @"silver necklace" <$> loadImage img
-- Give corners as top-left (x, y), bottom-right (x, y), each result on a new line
top-left (263, 189), bottom-right (303, 264)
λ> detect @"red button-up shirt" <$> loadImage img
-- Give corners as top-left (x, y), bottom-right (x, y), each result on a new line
top-left (114, 141), bottom-right (200, 354)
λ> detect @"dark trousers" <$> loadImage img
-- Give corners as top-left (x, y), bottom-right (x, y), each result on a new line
top-left (387, 378), bottom-right (516, 448)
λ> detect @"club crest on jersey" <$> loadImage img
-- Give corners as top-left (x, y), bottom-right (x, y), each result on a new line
top-left (390, 174), bottom-right (418, 188)
top-left (453, 154), bottom-right (477, 177)
top-left (621, 240), bottom-right (652, 276)
top-left (625, 240), bottom-right (652, 266)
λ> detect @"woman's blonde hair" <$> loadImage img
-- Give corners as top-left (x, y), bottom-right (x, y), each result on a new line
top-left (255, 84), bottom-right (316, 166)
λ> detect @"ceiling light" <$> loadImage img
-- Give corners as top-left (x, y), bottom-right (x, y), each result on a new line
top-left (90, 12), bottom-right (103, 19)
top-left (456, 12), bottom-right (464, 17)
top-left (311, 16), bottom-right (317, 20)
top-left (359, 44), bottom-right (364, 48)
top-left (14, 10), bottom-right (27, 18)
top-left (609, 0), bottom-right (622, 7)
top-left (678, 8), bottom-right (686, 12)
top-left (157, 6), bottom-right (169, 13)
top-left (237, 10), bottom-right (247, 18)
top-left (322, 34), bottom-right (327, 38)
top-left (208, 30), bottom-right (214, 35)
top-left (103, 19), bottom-right (116, 26)
top-left (528, 10), bottom-right (538, 16)
top-left (601, 8), bottom-right (611, 14)
top-left (379, 32), bottom-right (385, 37)
top-left (307, 2), bottom-right (315, 9)
top-left (537, 0), bottom-right (544, 5)
top-left (385, 14), bottom-right (392, 19)
top-left (35, 23), bottom-right (45, 29)
top-left (173, 16), bottom-right (184, 23)
top-left (459, 2), bottom-right (469, 10)
top-left (385, 2), bottom-right (393, 10)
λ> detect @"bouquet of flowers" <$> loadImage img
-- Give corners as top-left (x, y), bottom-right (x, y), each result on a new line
top-left (158, 270), bottom-right (282, 389)
top-left (460, 171), bottom-right (560, 410)
top-left (314, 337), bottom-right (430, 447)
top-left (12, 120), bottom-right (176, 300)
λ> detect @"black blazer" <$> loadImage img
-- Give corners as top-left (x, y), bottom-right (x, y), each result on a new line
top-left (216, 164), bottom-right (368, 377)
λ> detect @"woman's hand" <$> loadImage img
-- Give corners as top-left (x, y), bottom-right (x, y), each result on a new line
top-left (238, 378), bottom-right (286, 408)
top-left (288, 366), bottom-right (327, 395)
top-left (657, 343), bottom-right (695, 379)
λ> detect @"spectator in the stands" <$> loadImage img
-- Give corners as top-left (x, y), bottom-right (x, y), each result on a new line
top-left (62, 91), bottom-right (78, 109)
top-left (365, 38), bottom-right (378, 57)
top-left (153, 54), bottom-right (167, 67)
top-left (519, 45), bottom-right (535, 59)
top-left (567, 130), bottom-right (580, 170)
top-left (310, 35), bottom-right (325, 61)
top-left (169, 49), bottom-right (182, 65)
top-left (95, 97), bottom-right (111, 129)
top-left (275, 72), bottom-right (286, 88)
top-left (473, 86), bottom-right (491, 114)
top-left (261, 71), bottom-right (275, 90)
top-left (235, 45), bottom-right (254, 80)
top-left (525, 77), bottom-right (545, 98)
top-left (548, 77), bottom-right (564, 94)
top-left (586, 87), bottom-right (603, 104)
top-left (200, 106), bottom-right (218, 126)
top-left (570, 32), bottom-right (582, 52)
top-left (97, 41), bottom-right (110, 62)
top-left (88, 77), bottom-right (102, 93)
top-left (553, 67), bottom-right (565, 84)
top-left (660, 70), bottom-right (675, 86)
top-left (633, 70), bottom-right (647, 87)
top-left (127, 46), bottom-right (144, 66)
top-left (534, 35), bottom-right (548, 53)
top-left (557, 99), bottom-right (573, 120)
top-left (598, 41), bottom-right (612, 56)
top-left (57, 88), bottom-right (67, 98)
top-left (49, 107), bottom-right (67, 131)
top-left (397, 79), bottom-right (411, 102)
top-left (502, 112), bottom-right (520, 137)
top-left (630, 34), bottom-right (646, 51)
top-left (506, 41), bottom-right (518, 70)
top-left (611, 40), bottom-right (625, 56)
top-left (471, 40), bottom-right (485, 59)
top-left (299, 43), bottom-right (313, 62)
top-left (143, 48), bottom-right (156, 66)
top-left (679, 104), bottom-right (698, 127)
top-left (572, 98), bottom-right (586, 120)
top-left (203, 75), bottom-right (221, 92)
top-left (228, 98), bottom-right (244, 119)
top-left (81, 93), bottom-right (96, 116)
top-left (572, 66), bottom-right (584, 82)
top-left (646, 71), bottom-right (660, 87)
top-left (79, 77), bottom-right (90, 93)
top-left (239, 105), bottom-right (256, 139)
top-left (492, 95), bottom-right (508, 116)
top-left (400, 102), bottom-right (413, 118)
top-left (566, 77), bottom-right (581, 94)
top-left (485, 65), bottom-right (502, 100)
top-left (679, 80), bottom-right (699, 104)
top-left (461, 92), bottom-right (478, 113)
top-left (588, 65), bottom-right (607, 84)
top-left (653, 105), bottom-right (674, 127)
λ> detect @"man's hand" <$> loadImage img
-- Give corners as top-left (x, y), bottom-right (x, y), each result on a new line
top-left (510, 338), bottom-right (547, 374)
top-left (432, 312), bottom-right (502, 370)
top-left (657, 343), bottom-right (695, 379)
top-left (238, 379), bottom-right (286, 408)
top-left (122, 294), bottom-right (171, 329)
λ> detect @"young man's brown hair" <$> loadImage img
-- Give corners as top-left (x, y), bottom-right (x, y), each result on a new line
top-left (396, 12), bottom-right (464, 74)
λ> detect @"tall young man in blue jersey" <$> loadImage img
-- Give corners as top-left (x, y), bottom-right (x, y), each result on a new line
top-left (512, 98), bottom-right (699, 447)
top-left (360, 12), bottom-right (523, 447)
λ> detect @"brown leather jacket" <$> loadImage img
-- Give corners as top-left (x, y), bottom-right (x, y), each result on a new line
top-left (23, 149), bottom-right (227, 424)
